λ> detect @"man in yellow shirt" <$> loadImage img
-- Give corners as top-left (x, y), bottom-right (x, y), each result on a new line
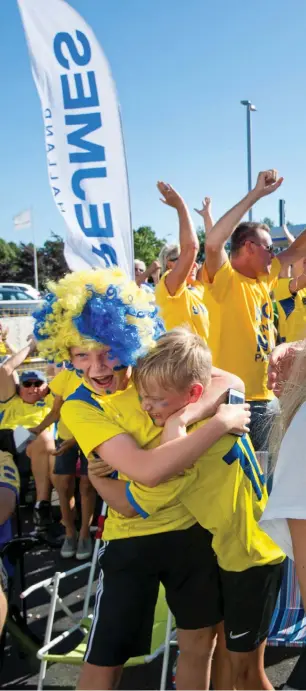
top-left (155, 182), bottom-right (209, 342)
top-left (0, 338), bottom-right (55, 532)
top-left (203, 169), bottom-right (306, 450)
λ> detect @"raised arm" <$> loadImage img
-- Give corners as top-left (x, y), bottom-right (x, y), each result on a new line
top-left (29, 395), bottom-right (63, 436)
top-left (0, 336), bottom-right (37, 402)
top-left (157, 181), bottom-right (199, 296)
top-left (135, 260), bottom-right (161, 287)
top-left (205, 170), bottom-right (283, 281)
top-left (286, 259), bottom-right (306, 294)
top-left (194, 197), bottom-right (214, 235)
top-left (277, 228), bottom-right (306, 271)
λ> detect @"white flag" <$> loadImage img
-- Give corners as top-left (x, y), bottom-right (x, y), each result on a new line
top-left (18, 0), bottom-right (133, 277)
top-left (13, 209), bottom-right (32, 230)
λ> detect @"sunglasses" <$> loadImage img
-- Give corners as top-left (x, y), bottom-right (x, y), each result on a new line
top-left (168, 256), bottom-right (179, 262)
top-left (22, 380), bottom-right (44, 388)
top-left (250, 241), bottom-right (274, 253)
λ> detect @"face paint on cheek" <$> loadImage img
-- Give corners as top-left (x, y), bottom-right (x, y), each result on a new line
top-left (106, 390), bottom-right (112, 395)
top-left (138, 395), bottom-right (143, 403)
top-left (160, 401), bottom-right (169, 407)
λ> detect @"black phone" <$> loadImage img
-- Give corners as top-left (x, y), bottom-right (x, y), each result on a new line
top-left (226, 389), bottom-right (246, 436)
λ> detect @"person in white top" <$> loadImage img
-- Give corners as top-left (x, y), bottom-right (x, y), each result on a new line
top-left (260, 339), bottom-right (306, 607)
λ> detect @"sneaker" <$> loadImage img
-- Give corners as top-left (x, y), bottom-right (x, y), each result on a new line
top-left (76, 536), bottom-right (93, 561)
top-left (60, 535), bottom-right (78, 559)
top-left (33, 501), bottom-right (52, 532)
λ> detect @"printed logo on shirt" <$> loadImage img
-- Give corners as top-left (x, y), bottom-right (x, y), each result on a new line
top-left (254, 302), bottom-right (275, 363)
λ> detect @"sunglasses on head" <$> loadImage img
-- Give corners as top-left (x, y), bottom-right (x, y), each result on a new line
top-left (22, 380), bottom-right (44, 388)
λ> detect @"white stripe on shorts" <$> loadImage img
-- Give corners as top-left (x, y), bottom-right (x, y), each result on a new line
top-left (85, 540), bottom-right (109, 660)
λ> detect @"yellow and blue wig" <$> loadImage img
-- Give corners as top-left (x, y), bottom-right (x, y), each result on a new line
top-left (33, 268), bottom-right (165, 366)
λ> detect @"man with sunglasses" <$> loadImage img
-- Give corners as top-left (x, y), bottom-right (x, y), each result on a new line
top-left (202, 169), bottom-right (306, 450)
top-left (0, 337), bottom-right (55, 531)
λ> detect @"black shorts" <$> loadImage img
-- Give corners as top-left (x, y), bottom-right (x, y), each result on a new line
top-left (54, 438), bottom-right (88, 476)
top-left (221, 561), bottom-right (284, 653)
top-left (85, 523), bottom-right (222, 667)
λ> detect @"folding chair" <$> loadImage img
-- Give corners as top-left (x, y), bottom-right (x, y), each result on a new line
top-left (21, 502), bottom-right (177, 690)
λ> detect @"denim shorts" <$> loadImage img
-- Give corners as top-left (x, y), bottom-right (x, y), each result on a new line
top-left (54, 438), bottom-right (88, 476)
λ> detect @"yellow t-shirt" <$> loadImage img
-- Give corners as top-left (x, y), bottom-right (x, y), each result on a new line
top-left (155, 271), bottom-right (209, 342)
top-left (49, 369), bottom-right (82, 440)
top-left (204, 258), bottom-right (280, 400)
top-left (0, 392), bottom-right (53, 431)
top-left (274, 279), bottom-right (306, 343)
top-left (0, 451), bottom-right (20, 496)
top-left (128, 427), bottom-right (284, 571)
top-left (61, 382), bottom-right (195, 538)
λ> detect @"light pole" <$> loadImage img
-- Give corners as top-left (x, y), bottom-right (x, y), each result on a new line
top-left (240, 100), bottom-right (256, 221)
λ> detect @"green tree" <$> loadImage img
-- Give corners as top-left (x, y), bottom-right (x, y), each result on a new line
top-left (0, 239), bottom-right (20, 281)
top-left (40, 233), bottom-right (68, 288)
top-left (133, 226), bottom-right (165, 266)
top-left (261, 217), bottom-right (275, 230)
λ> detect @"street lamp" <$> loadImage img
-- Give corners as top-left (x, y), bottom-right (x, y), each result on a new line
top-left (240, 100), bottom-right (257, 221)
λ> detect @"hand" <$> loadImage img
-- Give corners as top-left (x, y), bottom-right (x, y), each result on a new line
top-left (157, 181), bottom-right (185, 210)
top-left (28, 426), bottom-right (40, 436)
top-left (26, 334), bottom-right (37, 355)
top-left (0, 324), bottom-right (9, 342)
top-left (216, 402), bottom-right (251, 435)
top-left (253, 170), bottom-right (283, 199)
top-left (51, 437), bottom-right (77, 456)
top-left (268, 341), bottom-right (305, 397)
top-left (88, 458), bottom-right (115, 477)
top-left (194, 197), bottom-right (212, 218)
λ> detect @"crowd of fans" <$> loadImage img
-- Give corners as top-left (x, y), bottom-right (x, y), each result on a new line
top-left (1, 169), bottom-right (306, 689)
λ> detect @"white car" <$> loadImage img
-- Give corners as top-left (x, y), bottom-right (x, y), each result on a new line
top-left (0, 283), bottom-right (41, 300)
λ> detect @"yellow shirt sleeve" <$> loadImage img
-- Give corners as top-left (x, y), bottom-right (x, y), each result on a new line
top-left (274, 277), bottom-right (292, 301)
top-left (0, 451), bottom-right (20, 496)
top-left (126, 471), bottom-right (196, 518)
top-left (202, 260), bottom-right (234, 303)
top-left (264, 257), bottom-right (281, 291)
top-left (61, 398), bottom-right (126, 458)
top-left (49, 370), bottom-right (70, 398)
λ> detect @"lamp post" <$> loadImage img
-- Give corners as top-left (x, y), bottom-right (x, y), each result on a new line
top-left (240, 100), bottom-right (256, 221)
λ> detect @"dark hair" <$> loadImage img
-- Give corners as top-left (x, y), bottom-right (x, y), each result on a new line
top-left (230, 222), bottom-right (270, 255)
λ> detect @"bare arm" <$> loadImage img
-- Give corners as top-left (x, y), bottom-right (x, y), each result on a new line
top-left (0, 337), bottom-right (36, 402)
top-left (194, 197), bottom-right (214, 235)
top-left (277, 229), bottom-right (306, 270)
top-left (29, 395), bottom-right (63, 436)
top-left (157, 181), bottom-right (199, 296)
top-left (288, 519), bottom-right (306, 610)
top-left (135, 260), bottom-right (161, 287)
top-left (205, 170), bottom-right (283, 281)
top-left (94, 410), bottom-right (240, 488)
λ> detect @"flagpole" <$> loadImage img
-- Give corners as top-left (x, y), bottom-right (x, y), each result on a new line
top-left (31, 209), bottom-right (39, 291)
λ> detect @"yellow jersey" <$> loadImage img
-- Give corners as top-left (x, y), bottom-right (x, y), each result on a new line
top-left (274, 279), bottom-right (306, 343)
top-left (49, 369), bottom-right (82, 440)
top-left (0, 392), bottom-right (53, 431)
top-left (0, 451), bottom-right (20, 553)
top-left (61, 381), bottom-right (195, 539)
top-left (155, 271), bottom-right (209, 342)
top-left (62, 382), bottom-right (284, 567)
top-left (203, 258), bottom-right (280, 400)
top-left (128, 426), bottom-right (284, 571)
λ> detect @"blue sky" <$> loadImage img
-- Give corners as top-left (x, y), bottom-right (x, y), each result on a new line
top-left (1, 0), bottom-right (306, 249)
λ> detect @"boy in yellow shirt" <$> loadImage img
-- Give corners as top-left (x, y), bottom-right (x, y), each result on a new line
top-left (88, 330), bottom-right (285, 690)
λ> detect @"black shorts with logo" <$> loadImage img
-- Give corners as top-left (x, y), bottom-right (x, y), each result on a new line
top-left (221, 561), bottom-right (284, 653)
top-left (85, 523), bottom-right (222, 667)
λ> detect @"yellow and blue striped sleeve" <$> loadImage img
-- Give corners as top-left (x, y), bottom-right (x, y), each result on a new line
top-left (0, 452), bottom-right (20, 497)
top-left (126, 471), bottom-right (196, 518)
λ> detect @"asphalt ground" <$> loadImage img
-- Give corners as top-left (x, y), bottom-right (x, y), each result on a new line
top-left (0, 504), bottom-right (305, 690)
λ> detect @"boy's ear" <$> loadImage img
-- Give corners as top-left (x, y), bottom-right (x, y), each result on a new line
top-left (188, 383), bottom-right (204, 403)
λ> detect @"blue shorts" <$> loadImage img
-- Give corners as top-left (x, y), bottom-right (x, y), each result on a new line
top-left (54, 438), bottom-right (88, 476)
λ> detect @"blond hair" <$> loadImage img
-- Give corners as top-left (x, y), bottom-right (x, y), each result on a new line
top-left (133, 327), bottom-right (212, 393)
top-left (269, 341), bottom-right (306, 468)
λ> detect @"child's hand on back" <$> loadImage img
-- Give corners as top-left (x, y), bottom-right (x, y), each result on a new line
top-left (216, 402), bottom-right (251, 435)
